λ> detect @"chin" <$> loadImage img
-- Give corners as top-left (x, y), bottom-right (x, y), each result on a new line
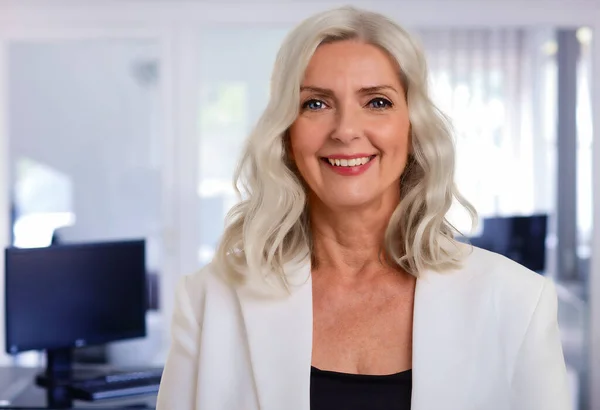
top-left (321, 194), bottom-right (378, 210)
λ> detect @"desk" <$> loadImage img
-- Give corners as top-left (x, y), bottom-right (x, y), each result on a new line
top-left (0, 367), bottom-right (156, 409)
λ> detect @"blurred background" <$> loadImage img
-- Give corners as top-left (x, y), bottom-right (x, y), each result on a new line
top-left (0, 0), bottom-right (599, 409)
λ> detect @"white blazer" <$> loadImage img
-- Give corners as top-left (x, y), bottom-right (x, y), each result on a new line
top-left (156, 247), bottom-right (571, 410)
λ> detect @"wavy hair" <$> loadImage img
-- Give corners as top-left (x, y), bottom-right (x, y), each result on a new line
top-left (214, 6), bottom-right (477, 293)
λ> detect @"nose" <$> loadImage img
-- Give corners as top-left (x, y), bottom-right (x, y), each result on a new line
top-left (330, 105), bottom-right (362, 143)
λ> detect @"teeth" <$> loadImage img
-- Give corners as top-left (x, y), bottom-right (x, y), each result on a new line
top-left (327, 156), bottom-right (373, 167)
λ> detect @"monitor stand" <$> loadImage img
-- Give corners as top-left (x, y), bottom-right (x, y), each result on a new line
top-left (35, 348), bottom-right (108, 408)
top-left (32, 348), bottom-right (74, 408)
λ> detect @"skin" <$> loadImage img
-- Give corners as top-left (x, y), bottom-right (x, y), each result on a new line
top-left (288, 39), bottom-right (416, 375)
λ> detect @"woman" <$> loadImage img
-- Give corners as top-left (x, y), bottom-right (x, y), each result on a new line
top-left (157, 6), bottom-right (571, 410)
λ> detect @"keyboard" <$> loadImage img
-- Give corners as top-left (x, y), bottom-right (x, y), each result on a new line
top-left (67, 369), bottom-right (163, 401)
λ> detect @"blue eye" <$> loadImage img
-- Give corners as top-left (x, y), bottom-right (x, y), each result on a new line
top-left (368, 98), bottom-right (393, 109)
top-left (302, 99), bottom-right (326, 111)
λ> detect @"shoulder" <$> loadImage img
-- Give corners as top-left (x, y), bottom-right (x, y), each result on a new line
top-left (175, 262), bottom-right (238, 316)
top-left (424, 245), bottom-right (554, 336)
top-left (425, 245), bottom-right (552, 318)
top-left (456, 245), bottom-right (556, 339)
top-left (460, 245), bottom-right (549, 303)
top-left (432, 246), bottom-right (560, 364)
top-left (184, 262), bottom-right (230, 292)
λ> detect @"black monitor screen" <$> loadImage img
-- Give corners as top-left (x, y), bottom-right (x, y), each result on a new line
top-left (469, 214), bottom-right (547, 273)
top-left (5, 240), bottom-right (147, 354)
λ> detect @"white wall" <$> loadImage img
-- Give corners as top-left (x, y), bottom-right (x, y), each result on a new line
top-left (9, 40), bottom-right (161, 242)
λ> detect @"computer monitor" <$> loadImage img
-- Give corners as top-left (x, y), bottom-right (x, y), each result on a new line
top-left (4, 239), bottom-right (147, 385)
top-left (468, 214), bottom-right (548, 273)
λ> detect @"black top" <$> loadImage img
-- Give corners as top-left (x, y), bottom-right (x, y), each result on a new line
top-left (310, 366), bottom-right (412, 410)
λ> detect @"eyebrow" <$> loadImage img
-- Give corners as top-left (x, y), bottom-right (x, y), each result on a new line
top-left (300, 85), bottom-right (399, 95)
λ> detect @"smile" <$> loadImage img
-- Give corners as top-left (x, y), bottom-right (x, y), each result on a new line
top-left (321, 155), bottom-right (376, 167)
top-left (320, 154), bottom-right (377, 176)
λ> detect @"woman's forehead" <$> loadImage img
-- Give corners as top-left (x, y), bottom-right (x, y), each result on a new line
top-left (301, 41), bottom-right (402, 90)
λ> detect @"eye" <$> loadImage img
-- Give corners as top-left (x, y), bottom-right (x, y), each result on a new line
top-left (367, 97), bottom-right (393, 109)
top-left (301, 99), bottom-right (327, 111)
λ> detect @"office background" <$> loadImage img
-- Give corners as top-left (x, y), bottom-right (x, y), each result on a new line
top-left (0, 0), bottom-right (598, 408)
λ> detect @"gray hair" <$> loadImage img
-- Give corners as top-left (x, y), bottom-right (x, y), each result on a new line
top-left (214, 6), bottom-right (477, 294)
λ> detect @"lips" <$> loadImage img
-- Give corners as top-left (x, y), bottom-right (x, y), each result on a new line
top-left (322, 155), bottom-right (376, 167)
top-left (320, 154), bottom-right (377, 176)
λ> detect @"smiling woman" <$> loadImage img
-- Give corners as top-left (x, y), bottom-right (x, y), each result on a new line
top-left (157, 6), bottom-right (571, 410)
top-left (216, 7), bottom-right (476, 286)
top-left (289, 40), bottom-right (410, 210)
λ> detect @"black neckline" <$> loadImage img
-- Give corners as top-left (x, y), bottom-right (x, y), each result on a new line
top-left (311, 366), bottom-right (412, 382)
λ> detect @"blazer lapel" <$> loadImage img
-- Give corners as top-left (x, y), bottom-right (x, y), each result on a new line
top-left (236, 260), bottom-right (313, 410)
top-left (411, 267), bottom-right (485, 410)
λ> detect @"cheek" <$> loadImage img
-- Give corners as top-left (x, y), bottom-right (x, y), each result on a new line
top-left (375, 120), bottom-right (411, 155)
top-left (289, 120), bottom-right (327, 162)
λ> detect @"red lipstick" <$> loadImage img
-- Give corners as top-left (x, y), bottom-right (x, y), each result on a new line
top-left (324, 153), bottom-right (374, 160)
top-left (321, 155), bottom-right (376, 176)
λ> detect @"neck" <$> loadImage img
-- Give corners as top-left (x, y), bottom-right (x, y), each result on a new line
top-left (309, 196), bottom-right (399, 278)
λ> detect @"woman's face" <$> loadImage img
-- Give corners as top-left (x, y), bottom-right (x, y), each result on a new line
top-left (289, 40), bottom-right (411, 210)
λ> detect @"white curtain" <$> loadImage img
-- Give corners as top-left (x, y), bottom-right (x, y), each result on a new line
top-left (413, 28), bottom-right (557, 234)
